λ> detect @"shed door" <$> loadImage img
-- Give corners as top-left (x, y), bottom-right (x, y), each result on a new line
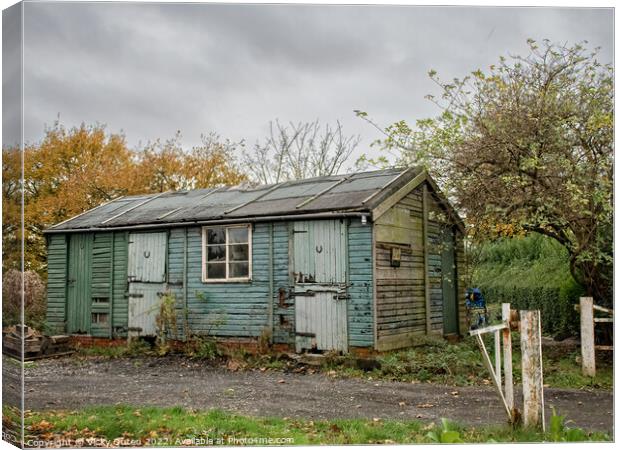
top-left (293, 220), bottom-right (348, 353)
top-left (127, 232), bottom-right (167, 336)
top-left (128, 232), bottom-right (167, 282)
top-left (441, 228), bottom-right (458, 335)
top-left (67, 233), bottom-right (93, 334)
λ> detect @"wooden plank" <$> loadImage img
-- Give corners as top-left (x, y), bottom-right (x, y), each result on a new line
top-left (468, 323), bottom-right (508, 336)
top-left (475, 334), bottom-right (512, 421)
top-left (501, 303), bottom-right (514, 412)
top-left (595, 345), bottom-right (614, 351)
top-left (520, 310), bottom-right (545, 431)
top-left (593, 317), bottom-right (613, 323)
top-left (580, 297), bottom-right (596, 377)
top-left (593, 304), bottom-right (613, 314)
top-left (423, 183), bottom-right (431, 335)
top-left (494, 329), bottom-right (501, 386)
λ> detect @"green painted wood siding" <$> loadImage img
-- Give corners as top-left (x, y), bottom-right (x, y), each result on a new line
top-left (163, 219), bottom-right (374, 348)
top-left (347, 219), bottom-right (374, 347)
top-left (91, 232), bottom-right (113, 337)
top-left (272, 223), bottom-right (293, 344)
top-left (169, 224), bottom-right (271, 337)
top-left (167, 228), bottom-right (186, 337)
top-left (46, 219), bottom-right (375, 348)
top-left (111, 232), bottom-right (128, 335)
top-left (46, 234), bottom-right (68, 333)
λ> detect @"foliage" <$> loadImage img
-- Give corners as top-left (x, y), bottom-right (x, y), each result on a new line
top-left (2, 123), bottom-right (135, 273)
top-left (358, 40), bottom-right (613, 305)
top-left (183, 336), bottom-right (222, 360)
top-left (135, 131), bottom-right (246, 193)
top-left (474, 234), bottom-right (584, 337)
top-left (77, 339), bottom-right (153, 358)
top-left (155, 292), bottom-right (178, 355)
top-left (21, 405), bottom-right (610, 445)
top-left (2, 269), bottom-right (47, 329)
top-left (426, 418), bottom-right (463, 443)
top-left (242, 119), bottom-right (360, 184)
top-left (548, 408), bottom-right (588, 442)
top-left (2, 122), bottom-right (247, 275)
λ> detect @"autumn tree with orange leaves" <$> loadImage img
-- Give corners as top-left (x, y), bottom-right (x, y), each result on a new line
top-left (2, 122), bottom-right (246, 274)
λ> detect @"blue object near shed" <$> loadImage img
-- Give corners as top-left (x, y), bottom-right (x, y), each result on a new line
top-left (44, 167), bottom-right (467, 353)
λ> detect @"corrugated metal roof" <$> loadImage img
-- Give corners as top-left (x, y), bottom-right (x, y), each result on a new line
top-left (47, 167), bottom-right (424, 232)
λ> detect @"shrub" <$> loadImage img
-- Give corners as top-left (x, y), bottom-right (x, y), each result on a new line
top-left (184, 335), bottom-right (221, 360)
top-left (474, 235), bottom-right (583, 338)
top-left (2, 269), bottom-right (47, 330)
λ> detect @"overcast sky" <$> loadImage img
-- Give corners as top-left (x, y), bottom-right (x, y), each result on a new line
top-left (4, 2), bottom-right (614, 165)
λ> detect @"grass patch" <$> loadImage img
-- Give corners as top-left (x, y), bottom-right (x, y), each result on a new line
top-left (321, 336), bottom-right (613, 390)
top-left (19, 405), bottom-right (610, 446)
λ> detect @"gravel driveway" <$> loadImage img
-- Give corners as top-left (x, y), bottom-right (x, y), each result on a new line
top-left (5, 355), bottom-right (613, 432)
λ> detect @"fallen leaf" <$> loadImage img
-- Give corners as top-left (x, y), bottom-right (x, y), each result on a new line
top-left (416, 403), bottom-right (434, 408)
top-left (277, 379), bottom-right (286, 384)
top-left (398, 401), bottom-right (406, 407)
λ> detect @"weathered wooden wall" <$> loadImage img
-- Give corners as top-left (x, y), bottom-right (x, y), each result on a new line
top-left (374, 187), bottom-right (425, 350)
top-left (46, 234), bottom-right (68, 334)
top-left (47, 218), bottom-right (374, 349)
top-left (374, 182), bottom-right (463, 351)
top-left (46, 231), bottom-right (129, 338)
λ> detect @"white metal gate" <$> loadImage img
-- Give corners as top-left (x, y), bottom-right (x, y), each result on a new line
top-left (127, 232), bottom-right (167, 336)
top-left (293, 220), bottom-right (348, 353)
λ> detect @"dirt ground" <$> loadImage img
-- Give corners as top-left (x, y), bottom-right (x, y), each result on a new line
top-left (6, 355), bottom-right (614, 432)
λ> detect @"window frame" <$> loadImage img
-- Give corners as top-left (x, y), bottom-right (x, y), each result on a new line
top-left (201, 224), bottom-right (252, 283)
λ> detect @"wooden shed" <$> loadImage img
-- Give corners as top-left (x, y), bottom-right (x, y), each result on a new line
top-left (44, 167), bottom-right (466, 353)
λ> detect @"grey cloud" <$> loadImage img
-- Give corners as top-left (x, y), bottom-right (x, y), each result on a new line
top-left (16, 3), bottom-right (613, 165)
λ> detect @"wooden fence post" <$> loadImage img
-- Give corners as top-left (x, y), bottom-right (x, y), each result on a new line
top-left (501, 303), bottom-right (514, 413)
top-left (580, 297), bottom-right (596, 377)
top-left (520, 310), bottom-right (545, 430)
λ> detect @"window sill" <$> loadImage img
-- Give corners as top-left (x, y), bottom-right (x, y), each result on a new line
top-left (202, 279), bottom-right (252, 284)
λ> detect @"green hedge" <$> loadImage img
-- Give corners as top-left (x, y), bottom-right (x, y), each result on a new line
top-left (481, 285), bottom-right (580, 338)
top-left (474, 234), bottom-right (584, 339)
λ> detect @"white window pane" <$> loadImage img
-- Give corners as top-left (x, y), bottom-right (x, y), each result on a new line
top-left (207, 227), bottom-right (225, 245)
top-left (229, 244), bottom-right (249, 262)
top-left (228, 227), bottom-right (249, 244)
top-left (207, 262), bottom-right (226, 279)
top-left (228, 262), bottom-right (249, 278)
top-left (207, 245), bottom-right (226, 262)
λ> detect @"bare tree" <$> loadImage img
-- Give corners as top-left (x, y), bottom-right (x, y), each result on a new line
top-left (243, 120), bottom-right (360, 184)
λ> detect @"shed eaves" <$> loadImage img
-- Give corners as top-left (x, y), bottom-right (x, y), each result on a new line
top-left (47, 167), bottom-right (423, 232)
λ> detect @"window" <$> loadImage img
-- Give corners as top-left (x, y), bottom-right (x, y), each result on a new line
top-left (91, 313), bottom-right (109, 325)
top-left (202, 225), bottom-right (252, 282)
